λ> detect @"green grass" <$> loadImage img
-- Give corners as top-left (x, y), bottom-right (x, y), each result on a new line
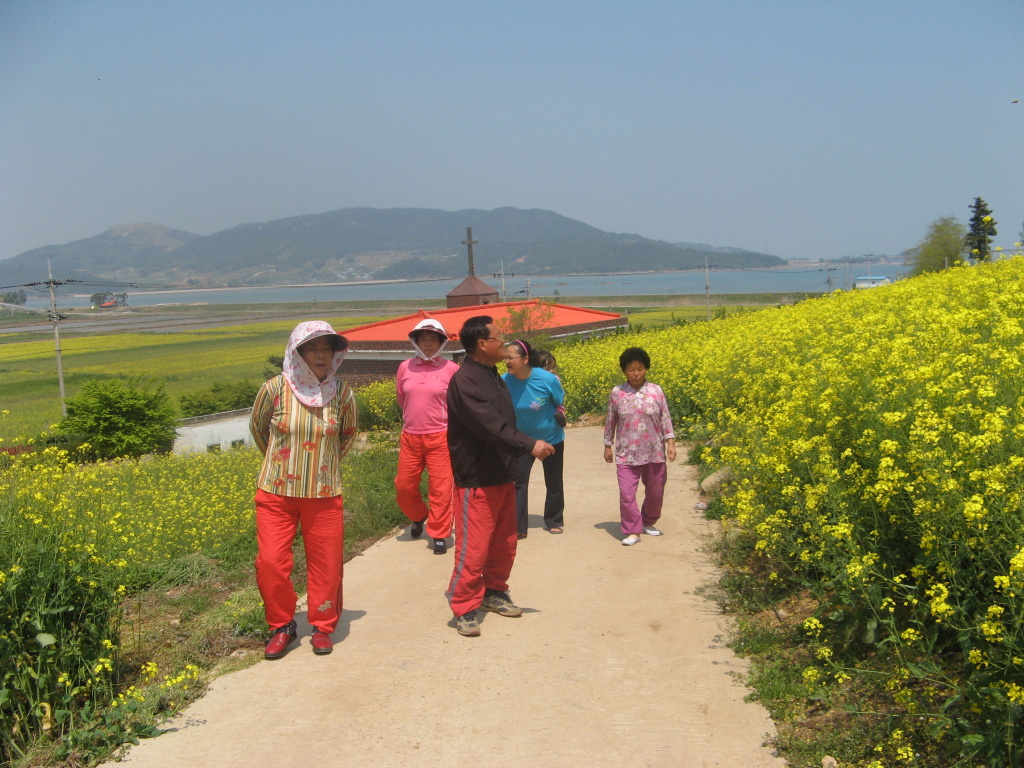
top-left (625, 305), bottom-right (760, 327)
top-left (572, 291), bottom-right (823, 311)
top-left (0, 317), bottom-right (386, 439)
top-left (0, 293), bottom-right (802, 439)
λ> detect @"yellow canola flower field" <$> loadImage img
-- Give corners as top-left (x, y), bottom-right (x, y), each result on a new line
top-left (557, 258), bottom-right (1024, 732)
top-left (2, 446), bottom-right (262, 566)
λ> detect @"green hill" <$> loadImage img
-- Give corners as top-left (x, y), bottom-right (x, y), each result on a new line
top-left (0, 208), bottom-right (785, 292)
top-left (0, 223), bottom-right (201, 289)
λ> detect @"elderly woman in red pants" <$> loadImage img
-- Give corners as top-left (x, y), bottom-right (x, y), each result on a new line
top-left (250, 320), bottom-right (358, 659)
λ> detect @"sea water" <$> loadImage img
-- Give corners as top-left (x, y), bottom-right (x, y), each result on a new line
top-left (25, 265), bottom-right (905, 309)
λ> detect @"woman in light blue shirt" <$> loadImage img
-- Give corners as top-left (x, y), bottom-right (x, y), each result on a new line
top-left (503, 339), bottom-right (566, 537)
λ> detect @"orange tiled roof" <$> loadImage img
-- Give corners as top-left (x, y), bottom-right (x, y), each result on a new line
top-left (339, 300), bottom-right (623, 342)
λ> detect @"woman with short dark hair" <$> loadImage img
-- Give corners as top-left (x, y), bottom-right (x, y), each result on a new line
top-left (603, 346), bottom-right (676, 546)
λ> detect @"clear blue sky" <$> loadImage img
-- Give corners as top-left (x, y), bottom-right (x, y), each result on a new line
top-left (2, 1), bottom-right (1021, 262)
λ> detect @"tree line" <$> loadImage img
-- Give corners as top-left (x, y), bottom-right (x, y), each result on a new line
top-left (910, 197), bottom-right (1022, 275)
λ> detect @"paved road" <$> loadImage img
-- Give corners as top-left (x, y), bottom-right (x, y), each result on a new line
top-left (114, 426), bottom-right (786, 768)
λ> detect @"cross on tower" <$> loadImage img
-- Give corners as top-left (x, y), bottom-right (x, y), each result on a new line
top-left (462, 227), bottom-right (478, 276)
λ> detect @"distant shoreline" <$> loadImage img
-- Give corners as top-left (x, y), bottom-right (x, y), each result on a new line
top-left (65, 263), bottom-right (905, 298)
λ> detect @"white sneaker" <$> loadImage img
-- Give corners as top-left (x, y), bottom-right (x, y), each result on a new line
top-left (621, 534), bottom-right (640, 546)
top-left (643, 526), bottom-right (663, 536)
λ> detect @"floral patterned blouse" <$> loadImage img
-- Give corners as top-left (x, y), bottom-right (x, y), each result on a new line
top-left (603, 381), bottom-right (675, 466)
top-left (250, 374), bottom-right (358, 498)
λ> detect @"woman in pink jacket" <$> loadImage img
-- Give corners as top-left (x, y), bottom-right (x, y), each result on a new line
top-left (395, 318), bottom-right (460, 554)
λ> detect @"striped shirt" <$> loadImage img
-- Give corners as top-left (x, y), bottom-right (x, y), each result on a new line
top-left (250, 374), bottom-right (359, 498)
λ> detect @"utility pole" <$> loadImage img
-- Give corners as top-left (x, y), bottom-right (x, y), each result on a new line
top-left (704, 256), bottom-right (711, 320)
top-left (493, 260), bottom-right (515, 302)
top-left (513, 278), bottom-right (533, 301)
top-left (46, 258), bottom-right (68, 417)
top-left (820, 267), bottom-right (837, 291)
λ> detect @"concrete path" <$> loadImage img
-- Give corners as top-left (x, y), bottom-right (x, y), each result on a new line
top-left (115, 426), bottom-right (786, 768)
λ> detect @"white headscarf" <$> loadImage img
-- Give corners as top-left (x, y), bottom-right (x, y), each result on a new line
top-left (282, 321), bottom-right (348, 407)
top-left (408, 318), bottom-right (450, 364)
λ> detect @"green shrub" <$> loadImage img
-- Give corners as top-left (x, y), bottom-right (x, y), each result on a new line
top-left (55, 377), bottom-right (178, 460)
top-left (179, 379), bottom-right (261, 418)
top-left (355, 380), bottom-right (401, 431)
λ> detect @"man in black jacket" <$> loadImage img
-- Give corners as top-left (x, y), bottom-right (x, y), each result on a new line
top-left (445, 315), bottom-right (555, 636)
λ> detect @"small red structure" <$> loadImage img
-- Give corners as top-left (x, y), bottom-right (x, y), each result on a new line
top-left (445, 275), bottom-right (499, 308)
top-left (341, 300), bottom-right (626, 387)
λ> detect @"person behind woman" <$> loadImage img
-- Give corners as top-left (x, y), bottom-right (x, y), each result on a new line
top-left (603, 346), bottom-right (676, 547)
top-left (536, 350), bottom-right (568, 428)
top-left (250, 321), bottom-right (358, 658)
top-left (503, 339), bottom-right (566, 537)
top-left (395, 318), bottom-right (460, 555)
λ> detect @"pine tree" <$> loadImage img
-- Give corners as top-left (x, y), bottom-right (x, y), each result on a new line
top-left (965, 197), bottom-right (997, 261)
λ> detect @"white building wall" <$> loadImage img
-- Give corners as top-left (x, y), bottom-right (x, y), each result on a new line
top-left (173, 411), bottom-right (254, 454)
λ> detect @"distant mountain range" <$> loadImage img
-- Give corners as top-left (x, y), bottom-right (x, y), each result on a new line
top-left (0, 207), bottom-right (785, 293)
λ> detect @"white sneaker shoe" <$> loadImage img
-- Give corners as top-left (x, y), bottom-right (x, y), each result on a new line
top-left (621, 534), bottom-right (640, 546)
top-left (643, 526), bottom-right (662, 536)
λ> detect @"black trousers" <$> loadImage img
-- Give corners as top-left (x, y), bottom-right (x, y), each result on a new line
top-left (515, 440), bottom-right (565, 534)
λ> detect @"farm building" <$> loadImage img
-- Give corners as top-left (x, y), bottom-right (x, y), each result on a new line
top-left (854, 275), bottom-right (891, 289)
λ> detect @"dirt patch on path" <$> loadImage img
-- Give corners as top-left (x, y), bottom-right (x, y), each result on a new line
top-left (113, 426), bottom-right (785, 768)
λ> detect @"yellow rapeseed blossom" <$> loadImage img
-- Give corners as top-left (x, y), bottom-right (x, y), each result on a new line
top-left (802, 617), bottom-right (824, 638)
top-left (900, 628), bottom-right (922, 644)
top-left (554, 258), bottom-right (1024, 722)
top-left (3, 446), bottom-right (261, 566)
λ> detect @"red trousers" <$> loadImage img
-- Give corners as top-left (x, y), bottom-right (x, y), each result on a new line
top-left (255, 488), bottom-right (344, 633)
top-left (395, 430), bottom-right (455, 540)
top-left (446, 483), bottom-right (517, 617)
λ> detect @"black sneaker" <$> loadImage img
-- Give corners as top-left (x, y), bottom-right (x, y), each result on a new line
top-left (456, 610), bottom-right (481, 636)
top-left (480, 589), bottom-right (523, 617)
top-left (410, 518), bottom-right (426, 539)
top-left (432, 538), bottom-right (447, 555)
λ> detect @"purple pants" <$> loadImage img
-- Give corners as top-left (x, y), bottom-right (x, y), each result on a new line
top-left (616, 462), bottom-right (667, 535)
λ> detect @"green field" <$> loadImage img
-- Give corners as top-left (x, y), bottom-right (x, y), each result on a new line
top-left (619, 304), bottom-right (761, 326)
top-left (0, 316), bottom-right (385, 440)
top-left (0, 295), bottom-right (785, 440)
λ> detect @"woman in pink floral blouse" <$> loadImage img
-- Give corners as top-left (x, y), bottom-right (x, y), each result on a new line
top-left (603, 347), bottom-right (676, 547)
top-left (250, 321), bottom-right (358, 658)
